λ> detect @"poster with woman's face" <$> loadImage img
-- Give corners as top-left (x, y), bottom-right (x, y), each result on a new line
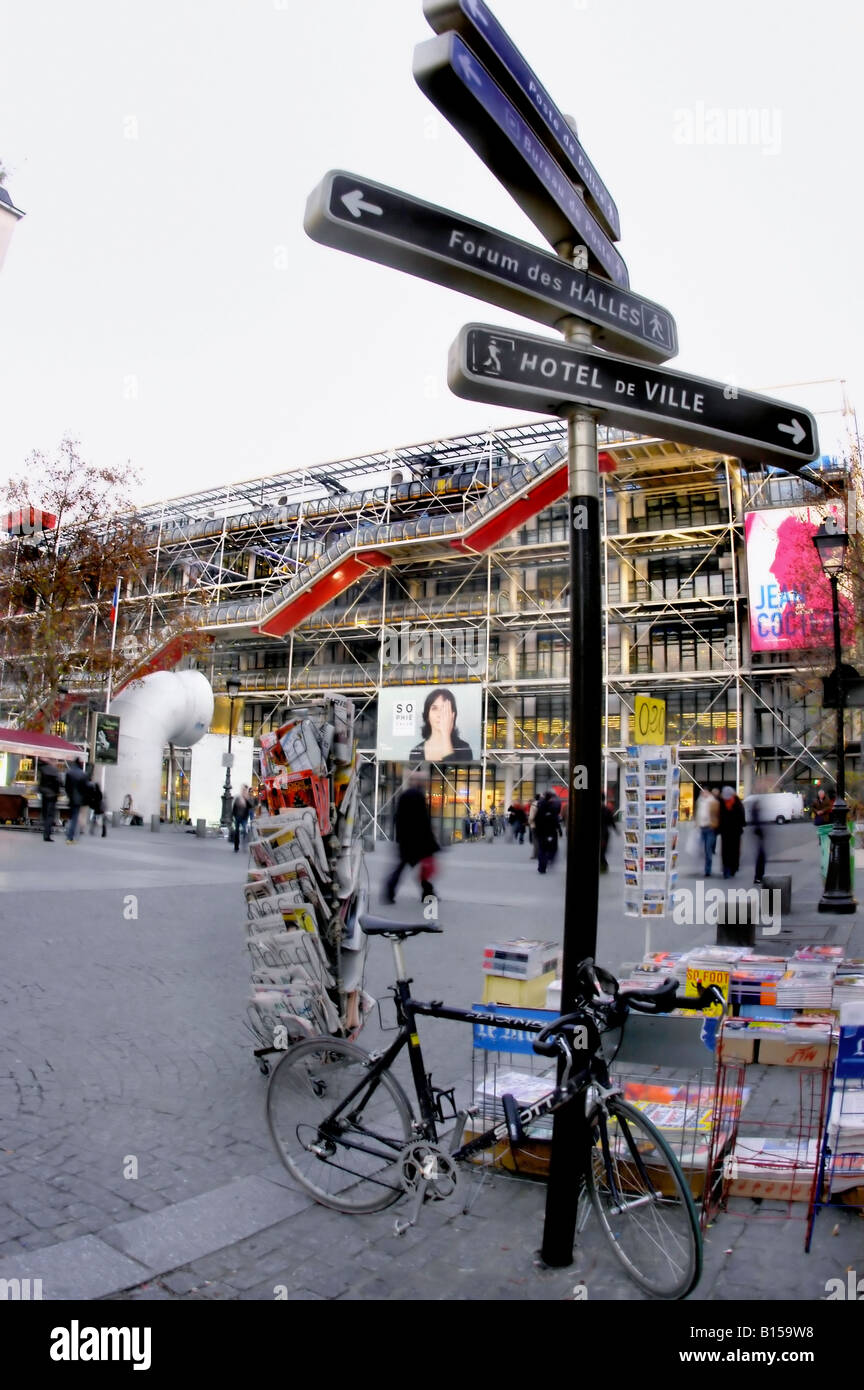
top-left (376, 685), bottom-right (483, 764)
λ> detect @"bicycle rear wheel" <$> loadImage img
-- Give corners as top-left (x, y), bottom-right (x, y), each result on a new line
top-left (266, 1036), bottom-right (413, 1213)
top-left (587, 1097), bottom-right (702, 1300)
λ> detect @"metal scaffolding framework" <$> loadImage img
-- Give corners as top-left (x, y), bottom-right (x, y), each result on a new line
top-left (2, 416), bottom-right (859, 831)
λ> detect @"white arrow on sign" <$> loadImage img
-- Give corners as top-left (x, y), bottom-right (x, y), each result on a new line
top-left (341, 189), bottom-right (384, 220)
top-left (456, 50), bottom-right (483, 88)
top-left (465, 0), bottom-right (490, 26)
top-left (777, 418), bottom-right (806, 446)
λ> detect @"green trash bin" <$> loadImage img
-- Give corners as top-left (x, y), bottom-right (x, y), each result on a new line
top-left (817, 822), bottom-right (833, 881)
top-left (816, 820), bottom-right (856, 887)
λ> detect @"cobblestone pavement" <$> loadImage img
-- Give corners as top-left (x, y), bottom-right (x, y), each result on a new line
top-left (0, 820), bottom-right (860, 1301)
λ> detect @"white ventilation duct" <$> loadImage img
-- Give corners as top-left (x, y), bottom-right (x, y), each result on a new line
top-left (103, 670), bottom-right (214, 821)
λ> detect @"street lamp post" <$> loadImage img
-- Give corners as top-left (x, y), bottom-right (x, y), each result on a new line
top-left (220, 675), bottom-right (241, 830)
top-left (812, 523), bottom-right (857, 914)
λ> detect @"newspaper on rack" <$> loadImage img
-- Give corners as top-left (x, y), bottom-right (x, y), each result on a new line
top-left (243, 696), bottom-right (372, 1062)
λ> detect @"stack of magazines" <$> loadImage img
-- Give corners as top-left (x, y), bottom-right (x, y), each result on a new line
top-left (775, 963), bottom-right (836, 1010)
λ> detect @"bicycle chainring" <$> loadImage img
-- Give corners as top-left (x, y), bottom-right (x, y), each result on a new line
top-left (400, 1142), bottom-right (459, 1202)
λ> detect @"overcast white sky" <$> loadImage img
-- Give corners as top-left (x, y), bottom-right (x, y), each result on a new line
top-left (1, 0), bottom-right (861, 507)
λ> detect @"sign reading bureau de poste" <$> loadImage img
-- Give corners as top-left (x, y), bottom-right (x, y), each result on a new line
top-left (304, 171), bottom-right (676, 362)
top-left (448, 325), bottom-right (820, 469)
top-left (422, 0), bottom-right (620, 241)
top-left (413, 32), bottom-right (629, 288)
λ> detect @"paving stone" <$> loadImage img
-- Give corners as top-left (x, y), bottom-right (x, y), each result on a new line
top-left (0, 1235), bottom-right (151, 1301)
top-left (159, 1271), bottom-right (201, 1295)
top-left (101, 1176), bottom-right (309, 1270)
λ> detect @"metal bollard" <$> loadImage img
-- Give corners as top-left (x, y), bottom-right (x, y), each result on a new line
top-left (150, 814), bottom-right (160, 832)
top-left (761, 874), bottom-right (792, 916)
top-left (196, 819), bottom-right (207, 838)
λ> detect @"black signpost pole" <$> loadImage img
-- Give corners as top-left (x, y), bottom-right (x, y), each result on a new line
top-left (541, 312), bottom-right (602, 1267)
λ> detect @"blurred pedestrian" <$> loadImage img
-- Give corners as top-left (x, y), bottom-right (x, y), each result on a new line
top-left (508, 803), bottom-right (527, 844)
top-left (386, 770), bottom-right (440, 903)
top-left (85, 772), bottom-right (108, 838)
top-left (38, 758), bottom-right (61, 842)
top-left (750, 794), bottom-right (767, 884)
top-left (600, 798), bottom-right (618, 872)
top-left (535, 790), bottom-right (562, 874)
top-left (695, 785), bottom-right (721, 877)
top-left (811, 788), bottom-right (835, 881)
top-left (231, 784), bottom-right (253, 852)
top-left (718, 785), bottom-right (746, 879)
top-left (64, 757), bottom-right (87, 843)
top-left (528, 795), bottom-right (542, 859)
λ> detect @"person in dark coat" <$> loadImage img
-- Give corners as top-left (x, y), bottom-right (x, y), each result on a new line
top-left (750, 794), bottom-right (767, 885)
top-left (535, 791), bottom-right (562, 875)
top-left (231, 785), bottom-right (252, 852)
top-left (64, 757), bottom-right (87, 843)
top-left (85, 773), bottom-right (108, 837)
top-left (38, 758), bottom-right (61, 842)
top-left (718, 785), bottom-right (746, 879)
top-left (508, 803), bottom-right (528, 844)
top-left (600, 799), bottom-right (618, 872)
top-left (385, 771), bottom-right (440, 903)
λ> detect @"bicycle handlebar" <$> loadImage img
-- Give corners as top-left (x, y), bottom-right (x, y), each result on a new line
top-left (531, 980), bottom-right (725, 1057)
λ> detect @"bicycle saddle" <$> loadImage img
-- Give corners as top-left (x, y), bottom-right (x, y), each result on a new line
top-left (360, 914), bottom-right (443, 937)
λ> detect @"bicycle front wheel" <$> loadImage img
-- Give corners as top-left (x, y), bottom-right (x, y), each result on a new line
top-left (587, 1097), bottom-right (702, 1300)
top-left (266, 1037), bottom-right (414, 1213)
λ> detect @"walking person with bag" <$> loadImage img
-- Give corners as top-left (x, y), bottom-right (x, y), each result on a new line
top-left (385, 770), bottom-right (440, 905)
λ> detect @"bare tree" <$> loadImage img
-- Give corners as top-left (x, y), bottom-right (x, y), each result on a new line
top-left (0, 439), bottom-right (153, 729)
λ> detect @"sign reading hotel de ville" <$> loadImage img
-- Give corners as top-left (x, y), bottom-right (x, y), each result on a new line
top-left (448, 325), bottom-right (820, 470)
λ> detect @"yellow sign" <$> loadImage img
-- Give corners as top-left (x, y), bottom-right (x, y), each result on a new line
top-left (634, 695), bottom-right (666, 745)
top-left (682, 965), bottom-right (729, 1019)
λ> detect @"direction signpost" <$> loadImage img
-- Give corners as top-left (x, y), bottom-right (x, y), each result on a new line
top-left (305, 0), bottom-right (821, 1277)
top-left (423, 0), bottom-right (620, 241)
top-left (448, 323), bottom-right (820, 469)
top-left (413, 32), bottom-right (629, 287)
top-left (305, 171), bottom-right (676, 361)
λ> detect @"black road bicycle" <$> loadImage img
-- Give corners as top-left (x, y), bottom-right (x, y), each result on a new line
top-left (266, 916), bottom-right (724, 1300)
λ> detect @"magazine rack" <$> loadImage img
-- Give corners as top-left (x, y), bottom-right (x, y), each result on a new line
top-left (469, 1009), bottom-right (728, 1204)
top-left (243, 697), bottom-right (370, 1073)
top-left (706, 1016), bottom-right (835, 1244)
top-left (806, 1019), bottom-right (864, 1248)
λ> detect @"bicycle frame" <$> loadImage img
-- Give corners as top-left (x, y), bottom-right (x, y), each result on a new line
top-left (315, 933), bottom-right (612, 1171)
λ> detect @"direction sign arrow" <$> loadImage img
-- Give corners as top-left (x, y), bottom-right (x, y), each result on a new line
top-left (413, 32), bottom-right (629, 289)
top-left (341, 189), bottom-right (383, 219)
top-left (423, 0), bottom-right (620, 242)
top-left (304, 171), bottom-right (677, 362)
top-left (448, 324), bottom-right (820, 469)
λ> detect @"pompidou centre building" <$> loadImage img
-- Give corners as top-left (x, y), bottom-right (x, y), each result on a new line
top-left (10, 419), bottom-right (859, 844)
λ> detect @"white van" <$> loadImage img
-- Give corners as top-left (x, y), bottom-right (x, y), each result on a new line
top-left (743, 792), bottom-right (804, 825)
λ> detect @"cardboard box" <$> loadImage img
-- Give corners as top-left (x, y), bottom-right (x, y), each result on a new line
top-left (758, 1035), bottom-right (836, 1068)
top-left (729, 1172), bottom-right (814, 1202)
top-left (482, 970), bottom-right (558, 1007)
top-left (718, 1031), bottom-right (756, 1064)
